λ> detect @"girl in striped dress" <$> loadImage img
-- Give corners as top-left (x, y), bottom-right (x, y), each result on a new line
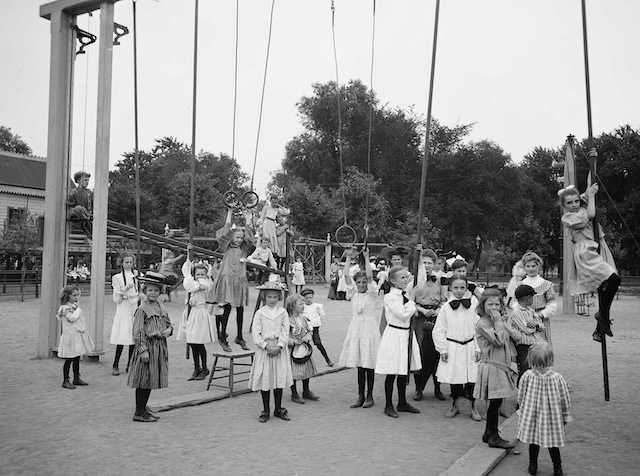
top-left (517, 342), bottom-right (572, 476)
top-left (128, 272), bottom-right (173, 423)
top-left (286, 294), bottom-right (319, 404)
top-left (519, 252), bottom-right (556, 345)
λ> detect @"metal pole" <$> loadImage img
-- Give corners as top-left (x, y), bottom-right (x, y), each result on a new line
top-left (189, 0), bottom-right (199, 252)
top-left (132, 0), bottom-right (141, 268)
top-left (581, 0), bottom-right (609, 401)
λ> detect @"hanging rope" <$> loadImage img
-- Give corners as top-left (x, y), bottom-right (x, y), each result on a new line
top-left (363, 0), bottom-right (377, 249)
top-left (132, 0), bottom-right (142, 266)
top-left (231, 0), bottom-right (239, 162)
top-left (251, 0), bottom-right (276, 191)
top-left (81, 13), bottom-right (92, 172)
top-left (331, 0), bottom-right (356, 248)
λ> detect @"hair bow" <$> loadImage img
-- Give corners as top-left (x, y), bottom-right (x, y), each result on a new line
top-left (557, 184), bottom-right (577, 197)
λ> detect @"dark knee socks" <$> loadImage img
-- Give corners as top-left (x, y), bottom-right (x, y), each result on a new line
top-left (63, 359), bottom-right (72, 380)
top-left (598, 273), bottom-right (621, 320)
top-left (190, 344), bottom-right (201, 369)
top-left (397, 375), bottom-right (408, 405)
top-left (274, 388), bottom-right (283, 409)
top-left (190, 344), bottom-right (207, 369)
top-left (529, 443), bottom-right (540, 464)
top-left (365, 369), bottom-right (375, 395)
top-left (135, 388), bottom-right (152, 416)
top-left (487, 398), bottom-right (502, 433)
top-left (549, 447), bottom-right (562, 470)
top-left (236, 306), bottom-right (244, 340)
top-left (114, 345), bottom-right (124, 368)
top-left (218, 305), bottom-right (231, 340)
top-left (302, 379), bottom-right (310, 393)
top-left (127, 345), bottom-right (134, 367)
top-left (261, 390), bottom-right (270, 412)
top-left (385, 375), bottom-right (395, 408)
top-left (357, 367), bottom-right (366, 396)
top-left (72, 356), bottom-right (80, 378)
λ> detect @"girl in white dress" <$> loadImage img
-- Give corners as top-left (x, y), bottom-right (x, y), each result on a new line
top-left (248, 281), bottom-right (293, 423)
top-left (433, 276), bottom-right (481, 421)
top-left (177, 253), bottom-right (216, 381)
top-left (291, 257), bottom-right (306, 294)
top-left (559, 177), bottom-right (620, 340)
top-left (339, 248), bottom-right (380, 409)
top-left (110, 253), bottom-right (139, 375)
top-left (375, 266), bottom-right (422, 418)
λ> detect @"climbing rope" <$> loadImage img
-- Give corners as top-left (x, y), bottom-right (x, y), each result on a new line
top-left (231, 0), bottom-right (239, 162)
top-left (363, 0), bottom-right (377, 250)
top-left (331, 0), bottom-right (356, 248)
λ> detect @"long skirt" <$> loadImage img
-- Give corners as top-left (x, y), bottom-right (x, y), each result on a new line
top-left (339, 313), bottom-right (380, 369)
top-left (249, 346), bottom-right (293, 391)
top-left (291, 356), bottom-right (317, 381)
top-left (375, 326), bottom-right (421, 375)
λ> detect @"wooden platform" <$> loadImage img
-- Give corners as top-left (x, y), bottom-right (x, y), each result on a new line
top-left (148, 365), bottom-right (347, 412)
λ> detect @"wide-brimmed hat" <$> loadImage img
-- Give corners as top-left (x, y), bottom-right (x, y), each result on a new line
top-left (256, 280), bottom-right (287, 292)
top-left (291, 341), bottom-right (313, 363)
top-left (380, 245), bottom-right (411, 261)
top-left (138, 271), bottom-right (168, 287)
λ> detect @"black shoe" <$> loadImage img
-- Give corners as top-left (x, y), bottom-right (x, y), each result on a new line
top-left (594, 312), bottom-right (613, 337)
top-left (62, 379), bottom-right (75, 389)
top-left (350, 395), bottom-right (365, 408)
top-left (274, 408), bottom-right (290, 421)
top-left (145, 407), bottom-right (159, 419)
top-left (482, 431), bottom-right (490, 443)
top-left (362, 395), bottom-right (374, 408)
top-left (553, 467), bottom-right (563, 476)
top-left (259, 411), bottom-right (270, 423)
top-left (133, 413), bottom-right (157, 423)
top-left (291, 393), bottom-right (305, 404)
top-left (188, 367), bottom-right (201, 381)
top-left (592, 328), bottom-right (603, 342)
top-left (73, 377), bottom-right (88, 386)
top-left (397, 403), bottom-right (421, 414)
top-left (235, 337), bottom-right (250, 351)
top-left (143, 412), bottom-right (159, 421)
top-left (194, 368), bottom-right (209, 380)
top-left (487, 434), bottom-right (515, 449)
top-left (528, 462), bottom-right (538, 475)
top-left (302, 391), bottom-right (319, 401)
top-left (434, 384), bottom-right (446, 401)
top-left (384, 406), bottom-right (398, 418)
top-left (220, 341), bottom-right (232, 352)
top-left (413, 390), bottom-right (423, 401)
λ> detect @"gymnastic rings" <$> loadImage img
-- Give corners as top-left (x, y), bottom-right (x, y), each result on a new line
top-left (335, 224), bottom-right (357, 248)
top-left (223, 190), bottom-right (260, 210)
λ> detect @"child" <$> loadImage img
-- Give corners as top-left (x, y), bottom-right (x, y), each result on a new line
top-left (247, 238), bottom-right (277, 284)
top-left (327, 255), bottom-right (340, 300)
top-left (432, 276), bottom-right (481, 420)
top-left (336, 262), bottom-right (347, 300)
top-left (378, 247), bottom-right (411, 334)
top-left (338, 248), bottom-right (380, 408)
top-left (519, 252), bottom-right (556, 345)
top-left (291, 256), bottom-right (306, 294)
top-left (259, 194), bottom-right (289, 251)
top-left (559, 177), bottom-right (621, 340)
top-left (301, 288), bottom-right (334, 367)
top-left (177, 253), bottom-right (216, 381)
top-left (518, 341), bottom-right (572, 476)
top-left (443, 259), bottom-right (483, 299)
top-left (287, 294), bottom-right (319, 404)
top-left (128, 271), bottom-right (173, 422)
top-left (248, 280), bottom-right (292, 422)
top-left (275, 214), bottom-right (293, 270)
top-left (509, 284), bottom-right (544, 382)
top-left (473, 288), bottom-right (519, 449)
top-left (506, 260), bottom-right (526, 307)
top-left (57, 285), bottom-right (94, 389)
top-left (410, 248), bottom-right (446, 401)
top-left (212, 208), bottom-right (254, 352)
top-left (110, 253), bottom-right (139, 376)
top-left (66, 170), bottom-right (93, 236)
top-left (375, 266), bottom-right (422, 418)
top-left (433, 257), bottom-right (447, 280)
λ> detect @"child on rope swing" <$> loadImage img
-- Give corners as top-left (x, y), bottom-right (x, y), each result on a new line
top-left (177, 245), bottom-right (216, 381)
top-left (211, 208), bottom-right (255, 352)
top-left (559, 172), bottom-right (620, 341)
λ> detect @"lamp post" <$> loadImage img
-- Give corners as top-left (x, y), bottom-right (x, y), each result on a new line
top-left (551, 157), bottom-right (565, 296)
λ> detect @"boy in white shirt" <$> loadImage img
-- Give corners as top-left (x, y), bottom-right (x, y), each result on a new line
top-left (301, 288), bottom-right (334, 367)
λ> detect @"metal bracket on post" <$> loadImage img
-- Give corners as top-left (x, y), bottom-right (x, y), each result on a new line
top-left (71, 24), bottom-right (97, 55)
top-left (113, 22), bottom-right (128, 45)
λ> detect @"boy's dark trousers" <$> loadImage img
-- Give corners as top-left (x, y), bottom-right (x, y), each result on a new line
top-left (413, 306), bottom-right (440, 392)
top-left (516, 343), bottom-right (531, 384)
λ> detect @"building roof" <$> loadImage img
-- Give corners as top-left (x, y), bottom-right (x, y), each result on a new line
top-left (0, 151), bottom-right (47, 190)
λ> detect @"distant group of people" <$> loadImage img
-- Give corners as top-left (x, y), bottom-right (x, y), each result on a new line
top-left (55, 172), bottom-right (622, 476)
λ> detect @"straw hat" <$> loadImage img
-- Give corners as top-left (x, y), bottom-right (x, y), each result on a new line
top-left (291, 341), bottom-right (313, 363)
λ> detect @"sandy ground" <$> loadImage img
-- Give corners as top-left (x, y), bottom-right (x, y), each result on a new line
top-left (0, 285), bottom-right (638, 476)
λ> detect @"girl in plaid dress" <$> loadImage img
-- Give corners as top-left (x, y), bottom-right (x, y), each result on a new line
top-left (128, 272), bottom-right (173, 423)
top-left (517, 342), bottom-right (572, 476)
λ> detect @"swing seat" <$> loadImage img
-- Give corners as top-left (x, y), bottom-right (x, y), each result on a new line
top-left (206, 349), bottom-right (255, 397)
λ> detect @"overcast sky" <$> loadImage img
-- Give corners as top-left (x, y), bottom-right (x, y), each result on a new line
top-left (2, 0), bottom-right (639, 193)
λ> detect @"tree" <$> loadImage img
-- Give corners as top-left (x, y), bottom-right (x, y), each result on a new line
top-left (1, 211), bottom-right (41, 301)
top-left (0, 126), bottom-right (33, 155)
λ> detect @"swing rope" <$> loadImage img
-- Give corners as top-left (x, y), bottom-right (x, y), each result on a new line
top-left (331, 0), bottom-right (347, 227)
top-left (251, 0), bottom-right (276, 191)
top-left (81, 13), bottom-right (92, 172)
top-left (231, 0), bottom-right (239, 162)
top-left (132, 0), bottom-right (142, 266)
top-left (363, 0), bottom-right (377, 248)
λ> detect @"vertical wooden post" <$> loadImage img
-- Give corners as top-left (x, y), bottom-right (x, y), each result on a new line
top-left (88, 1), bottom-right (115, 359)
top-left (38, 9), bottom-right (75, 358)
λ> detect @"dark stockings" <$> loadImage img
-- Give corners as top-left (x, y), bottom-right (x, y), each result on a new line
top-left (261, 391), bottom-right (270, 412)
top-left (597, 273), bottom-right (621, 321)
top-left (63, 357), bottom-right (80, 380)
top-left (356, 367), bottom-right (375, 396)
top-left (113, 344), bottom-right (134, 369)
top-left (217, 304), bottom-right (245, 341)
top-left (135, 388), bottom-right (152, 416)
top-left (384, 374), bottom-right (407, 408)
top-left (274, 388), bottom-right (283, 409)
top-left (451, 383), bottom-right (475, 401)
top-left (529, 444), bottom-right (562, 471)
top-left (485, 398), bottom-right (502, 435)
top-left (312, 328), bottom-right (330, 363)
top-left (189, 344), bottom-right (207, 370)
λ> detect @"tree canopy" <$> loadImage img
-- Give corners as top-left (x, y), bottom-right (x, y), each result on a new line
top-left (0, 126), bottom-right (32, 155)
